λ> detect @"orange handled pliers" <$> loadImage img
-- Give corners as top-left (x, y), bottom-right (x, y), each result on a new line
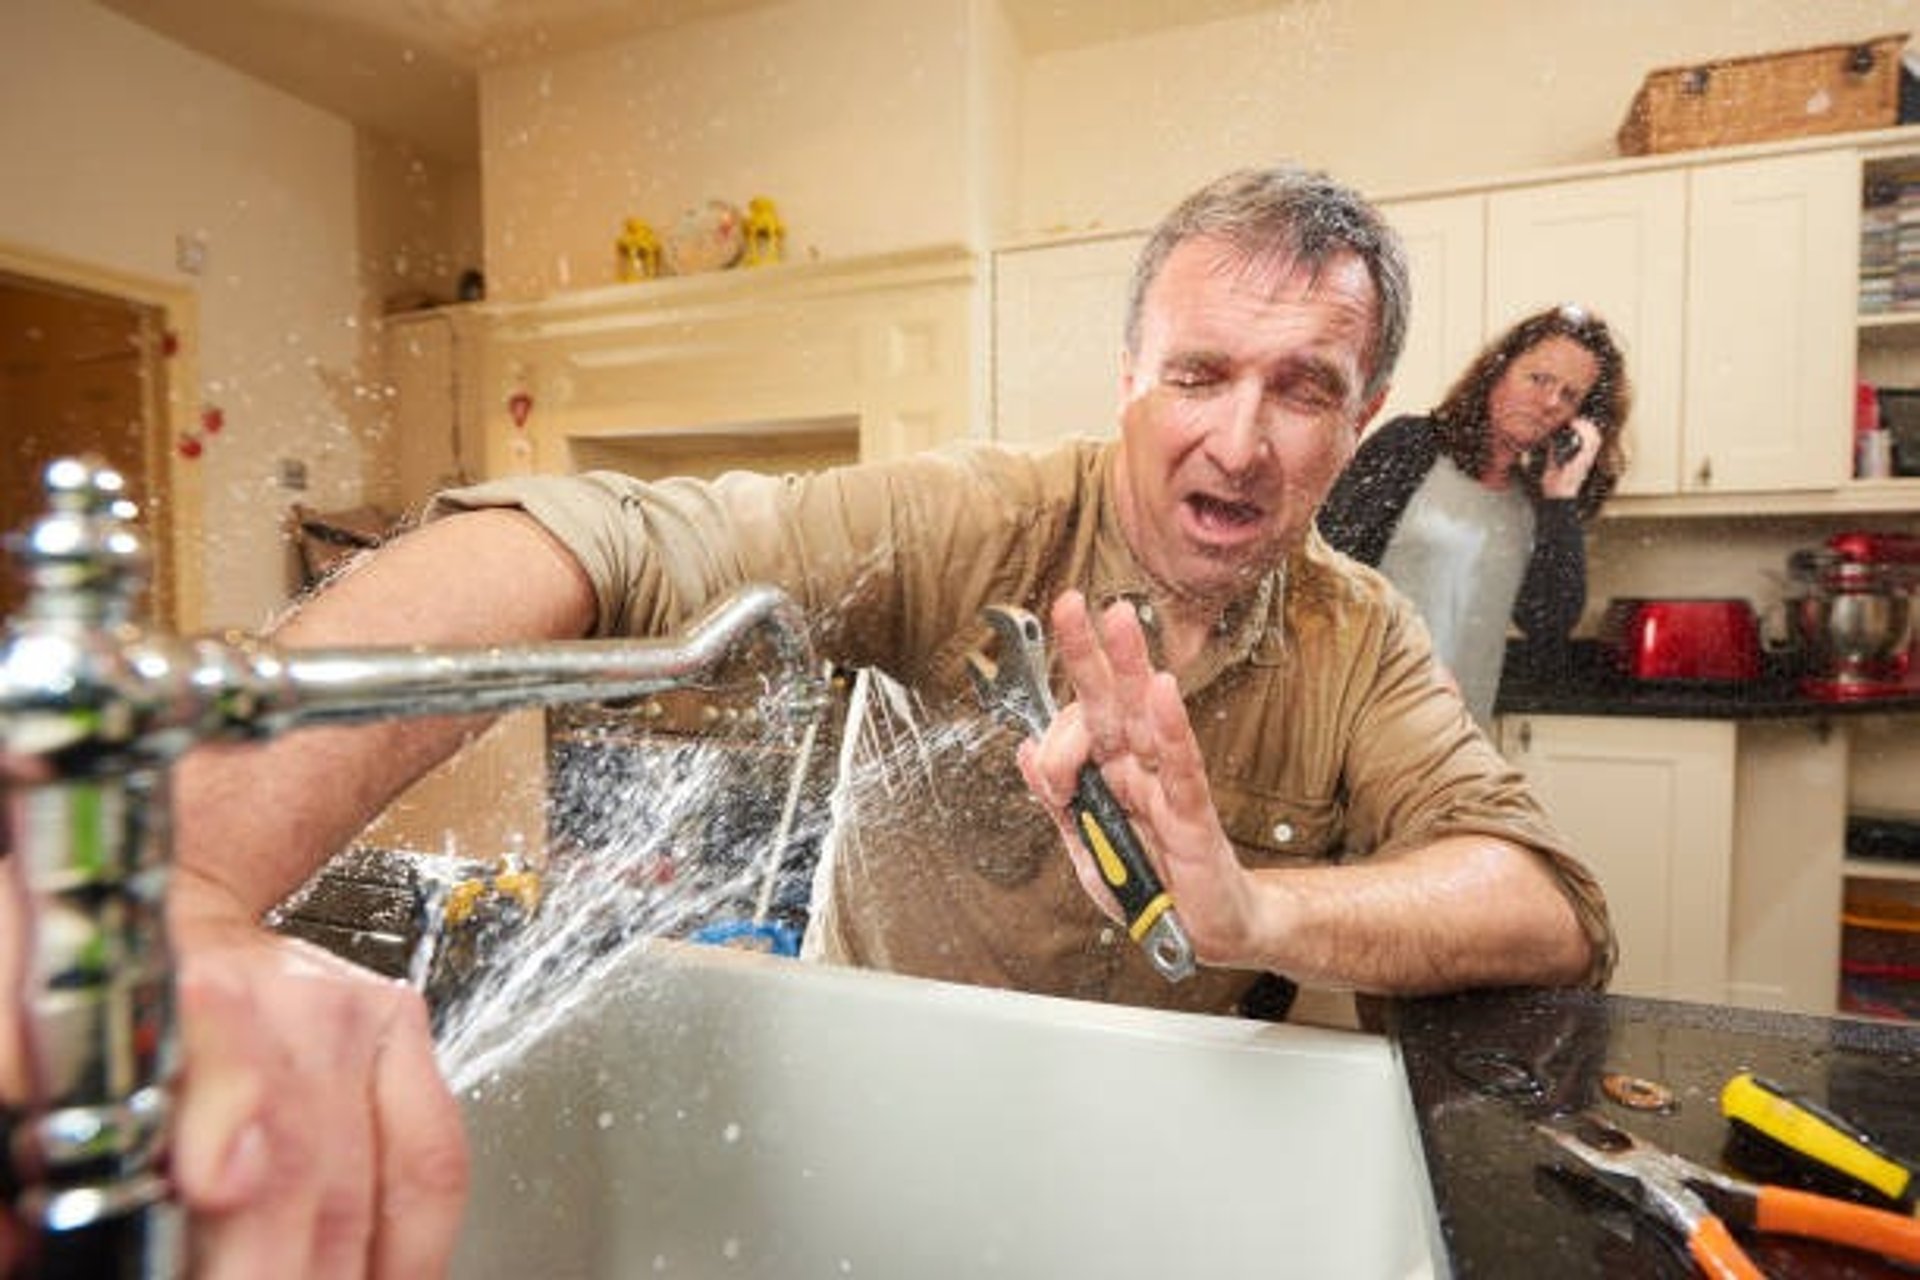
top-left (1538, 1112), bottom-right (1920, 1279)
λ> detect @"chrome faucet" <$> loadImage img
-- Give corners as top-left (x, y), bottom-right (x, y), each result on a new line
top-left (0, 457), bottom-right (823, 1276)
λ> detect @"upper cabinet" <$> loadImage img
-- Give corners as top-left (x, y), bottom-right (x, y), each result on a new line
top-left (991, 234), bottom-right (1140, 447)
top-left (1370, 194), bottom-right (1487, 427)
top-left (382, 307), bottom-right (488, 517)
top-left (1484, 169), bottom-right (1688, 496)
top-left (1682, 150), bottom-right (1858, 494)
top-left (994, 131), bottom-right (1920, 516)
top-left (1856, 143), bottom-right (1920, 491)
top-left (1468, 150), bottom-right (1854, 499)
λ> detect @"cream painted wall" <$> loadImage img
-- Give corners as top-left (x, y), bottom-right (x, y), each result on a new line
top-left (1015, 0), bottom-right (1920, 236)
top-left (1586, 515), bottom-right (1918, 637)
top-left (1, 0), bottom-right (377, 629)
top-left (357, 134), bottom-right (483, 316)
top-left (356, 133), bottom-right (483, 510)
top-left (479, 0), bottom-right (981, 299)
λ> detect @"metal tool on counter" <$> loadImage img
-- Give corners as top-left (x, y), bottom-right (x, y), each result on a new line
top-left (1721, 1071), bottom-right (1918, 1215)
top-left (1539, 1111), bottom-right (1920, 1278)
top-left (686, 660), bottom-right (834, 958)
top-left (0, 457), bottom-right (826, 1277)
top-left (966, 604), bottom-right (1195, 984)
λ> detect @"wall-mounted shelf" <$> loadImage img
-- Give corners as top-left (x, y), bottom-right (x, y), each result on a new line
top-left (1847, 857), bottom-right (1920, 884)
top-left (1857, 311), bottom-right (1920, 332)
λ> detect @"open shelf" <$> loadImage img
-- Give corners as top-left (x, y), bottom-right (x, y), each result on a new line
top-left (1844, 857), bottom-right (1920, 884)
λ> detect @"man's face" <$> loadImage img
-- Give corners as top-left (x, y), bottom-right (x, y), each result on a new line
top-left (1112, 235), bottom-right (1384, 604)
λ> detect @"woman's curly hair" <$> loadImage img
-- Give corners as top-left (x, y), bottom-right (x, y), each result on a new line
top-left (1432, 304), bottom-right (1632, 520)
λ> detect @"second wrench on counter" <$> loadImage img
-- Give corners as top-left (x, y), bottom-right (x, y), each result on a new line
top-left (967, 604), bottom-right (1196, 983)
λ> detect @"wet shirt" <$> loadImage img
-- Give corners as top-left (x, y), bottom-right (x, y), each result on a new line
top-left (1377, 457), bottom-right (1534, 728)
top-left (431, 440), bottom-right (1615, 1013)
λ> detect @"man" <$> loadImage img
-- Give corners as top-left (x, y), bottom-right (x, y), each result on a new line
top-left (121, 165), bottom-right (1611, 1276)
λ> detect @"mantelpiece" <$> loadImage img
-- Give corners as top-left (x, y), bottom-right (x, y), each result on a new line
top-left (471, 244), bottom-right (983, 482)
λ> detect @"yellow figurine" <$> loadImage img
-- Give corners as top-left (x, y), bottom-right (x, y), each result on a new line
top-left (742, 196), bottom-right (785, 267)
top-left (615, 216), bottom-right (663, 281)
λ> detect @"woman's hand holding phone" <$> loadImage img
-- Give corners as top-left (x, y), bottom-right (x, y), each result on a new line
top-left (1540, 415), bottom-right (1601, 499)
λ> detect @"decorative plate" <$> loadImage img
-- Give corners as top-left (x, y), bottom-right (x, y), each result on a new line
top-left (665, 199), bottom-right (745, 275)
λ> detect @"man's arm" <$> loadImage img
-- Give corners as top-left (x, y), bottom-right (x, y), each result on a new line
top-left (1017, 591), bottom-right (1594, 995)
top-left (160, 507), bottom-right (597, 1278)
top-left (174, 508), bottom-right (597, 919)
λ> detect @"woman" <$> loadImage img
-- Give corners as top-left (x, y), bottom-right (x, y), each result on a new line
top-left (1319, 303), bottom-right (1631, 727)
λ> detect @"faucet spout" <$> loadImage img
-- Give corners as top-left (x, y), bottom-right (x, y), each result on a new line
top-left (0, 457), bottom-right (823, 1276)
top-left (253, 581), bottom-right (823, 733)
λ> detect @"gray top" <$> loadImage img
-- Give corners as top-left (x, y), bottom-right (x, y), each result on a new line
top-left (1378, 457), bottom-right (1534, 728)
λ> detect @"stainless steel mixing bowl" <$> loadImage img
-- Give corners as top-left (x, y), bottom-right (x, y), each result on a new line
top-left (1792, 575), bottom-right (1915, 684)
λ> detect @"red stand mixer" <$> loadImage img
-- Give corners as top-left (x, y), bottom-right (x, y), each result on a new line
top-left (1789, 531), bottom-right (1920, 701)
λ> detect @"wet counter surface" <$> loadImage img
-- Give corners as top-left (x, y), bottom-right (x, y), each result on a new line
top-left (1387, 988), bottom-right (1920, 1277)
top-left (1495, 641), bottom-right (1920, 719)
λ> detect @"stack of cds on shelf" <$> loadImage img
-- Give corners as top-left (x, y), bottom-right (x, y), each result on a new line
top-left (1862, 169), bottom-right (1920, 313)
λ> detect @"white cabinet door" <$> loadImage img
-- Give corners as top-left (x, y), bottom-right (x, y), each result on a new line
top-left (1373, 192), bottom-right (1487, 428)
top-left (991, 234), bottom-right (1141, 447)
top-left (1726, 722), bottom-right (1845, 1015)
top-left (1499, 714), bottom-right (1735, 1003)
top-left (1486, 172), bottom-right (1688, 497)
top-left (1684, 150), bottom-right (1857, 494)
top-left (383, 309), bottom-right (482, 512)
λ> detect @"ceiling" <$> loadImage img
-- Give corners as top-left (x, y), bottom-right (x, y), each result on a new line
top-left (96, 0), bottom-right (1279, 164)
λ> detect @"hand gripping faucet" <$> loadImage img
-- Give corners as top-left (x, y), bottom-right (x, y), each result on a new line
top-left (0, 458), bottom-right (824, 1277)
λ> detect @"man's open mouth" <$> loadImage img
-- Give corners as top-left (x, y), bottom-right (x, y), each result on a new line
top-left (1186, 492), bottom-right (1265, 531)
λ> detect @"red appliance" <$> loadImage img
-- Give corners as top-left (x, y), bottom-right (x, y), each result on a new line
top-left (1791, 531), bottom-right (1920, 702)
top-left (1601, 598), bottom-right (1763, 682)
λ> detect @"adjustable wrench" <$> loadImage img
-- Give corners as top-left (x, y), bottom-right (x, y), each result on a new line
top-left (966, 604), bottom-right (1196, 983)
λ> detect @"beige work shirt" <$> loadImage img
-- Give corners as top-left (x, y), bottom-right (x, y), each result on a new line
top-left (433, 439), bottom-right (1615, 1014)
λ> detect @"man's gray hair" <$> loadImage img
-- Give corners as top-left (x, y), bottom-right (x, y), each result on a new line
top-left (1124, 166), bottom-right (1410, 405)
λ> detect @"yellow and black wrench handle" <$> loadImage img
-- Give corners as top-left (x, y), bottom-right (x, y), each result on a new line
top-left (1070, 762), bottom-right (1195, 981)
top-left (968, 602), bottom-right (1194, 983)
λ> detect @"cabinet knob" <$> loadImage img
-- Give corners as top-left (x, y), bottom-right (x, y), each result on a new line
top-left (1694, 456), bottom-right (1713, 487)
top-left (1517, 720), bottom-right (1532, 753)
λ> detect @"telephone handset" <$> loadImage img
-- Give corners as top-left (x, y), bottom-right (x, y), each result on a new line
top-left (1548, 425), bottom-right (1582, 466)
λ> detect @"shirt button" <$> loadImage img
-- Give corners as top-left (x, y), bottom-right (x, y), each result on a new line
top-left (1098, 926), bottom-right (1117, 946)
top-left (1272, 821), bottom-right (1295, 844)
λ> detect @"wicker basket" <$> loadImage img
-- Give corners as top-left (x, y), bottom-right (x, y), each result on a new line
top-left (1617, 33), bottom-right (1908, 157)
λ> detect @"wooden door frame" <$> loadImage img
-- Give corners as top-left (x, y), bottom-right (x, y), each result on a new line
top-left (0, 241), bottom-right (202, 631)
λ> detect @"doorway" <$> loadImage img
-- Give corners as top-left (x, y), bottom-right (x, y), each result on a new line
top-left (0, 249), bottom-right (198, 628)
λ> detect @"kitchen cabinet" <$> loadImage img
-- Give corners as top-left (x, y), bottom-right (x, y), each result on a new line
top-left (991, 233), bottom-right (1140, 446)
top-left (1370, 193), bottom-right (1487, 426)
top-left (1682, 150), bottom-right (1857, 494)
top-left (1499, 715), bottom-right (1734, 1002)
top-left (988, 137), bottom-right (1897, 513)
top-left (381, 306), bottom-right (486, 516)
top-left (1486, 153), bottom-right (1857, 500)
top-left (1856, 143), bottom-right (1920, 507)
top-left (1500, 713), bottom-right (1846, 1014)
top-left (370, 306), bottom-right (544, 862)
top-left (1485, 170), bottom-right (1688, 496)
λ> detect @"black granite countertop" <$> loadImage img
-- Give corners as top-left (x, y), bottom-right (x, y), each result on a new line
top-left (1495, 641), bottom-right (1920, 719)
top-left (1388, 989), bottom-right (1920, 1277)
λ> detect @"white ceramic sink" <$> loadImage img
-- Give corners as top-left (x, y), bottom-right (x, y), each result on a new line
top-left (451, 942), bottom-right (1447, 1278)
